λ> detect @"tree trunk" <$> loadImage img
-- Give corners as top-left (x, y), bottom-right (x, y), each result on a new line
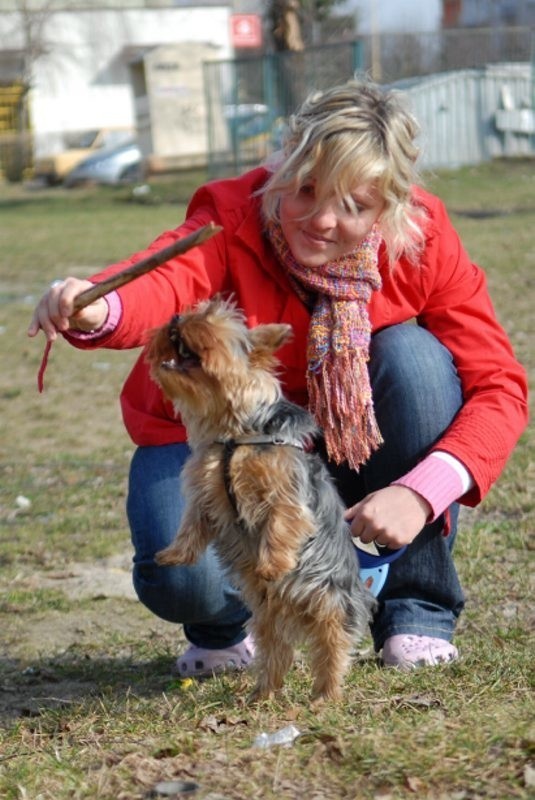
top-left (270, 0), bottom-right (305, 52)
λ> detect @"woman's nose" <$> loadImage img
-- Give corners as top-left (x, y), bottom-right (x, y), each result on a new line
top-left (309, 200), bottom-right (338, 228)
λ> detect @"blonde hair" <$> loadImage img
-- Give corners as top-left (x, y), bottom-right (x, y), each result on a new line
top-left (261, 79), bottom-right (427, 264)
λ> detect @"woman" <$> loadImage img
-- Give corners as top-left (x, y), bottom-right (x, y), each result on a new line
top-left (28, 79), bottom-right (528, 675)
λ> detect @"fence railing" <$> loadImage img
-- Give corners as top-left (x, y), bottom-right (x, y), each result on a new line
top-left (204, 41), bottom-right (363, 177)
top-left (357, 25), bottom-right (534, 82)
top-left (204, 27), bottom-right (534, 178)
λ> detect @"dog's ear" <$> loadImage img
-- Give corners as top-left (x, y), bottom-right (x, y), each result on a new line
top-left (248, 323), bottom-right (293, 357)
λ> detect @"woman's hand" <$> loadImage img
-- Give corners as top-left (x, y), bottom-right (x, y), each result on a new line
top-left (27, 278), bottom-right (108, 342)
top-left (344, 485), bottom-right (432, 549)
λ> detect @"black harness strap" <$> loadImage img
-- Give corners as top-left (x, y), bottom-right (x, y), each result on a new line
top-left (219, 436), bottom-right (304, 517)
top-left (222, 439), bottom-right (240, 516)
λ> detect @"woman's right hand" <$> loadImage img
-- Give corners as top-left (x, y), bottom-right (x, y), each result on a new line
top-left (27, 278), bottom-right (109, 342)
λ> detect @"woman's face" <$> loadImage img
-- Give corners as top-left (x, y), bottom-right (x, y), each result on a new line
top-left (279, 179), bottom-right (385, 267)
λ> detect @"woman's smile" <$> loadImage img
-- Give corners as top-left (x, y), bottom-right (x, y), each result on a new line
top-left (279, 180), bottom-right (385, 266)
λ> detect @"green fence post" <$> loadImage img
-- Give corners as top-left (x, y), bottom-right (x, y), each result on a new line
top-left (352, 40), bottom-right (364, 74)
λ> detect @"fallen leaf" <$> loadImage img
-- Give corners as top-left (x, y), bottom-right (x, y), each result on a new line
top-left (198, 714), bottom-right (248, 734)
top-left (373, 787), bottom-right (394, 800)
top-left (405, 774), bottom-right (425, 792)
top-left (311, 732), bottom-right (346, 764)
top-left (393, 693), bottom-right (443, 710)
top-left (117, 752), bottom-right (195, 788)
top-left (524, 763), bottom-right (535, 787)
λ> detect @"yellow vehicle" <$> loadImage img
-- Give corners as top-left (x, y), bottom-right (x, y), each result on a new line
top-left (34, 127), bottom-right (134, 184)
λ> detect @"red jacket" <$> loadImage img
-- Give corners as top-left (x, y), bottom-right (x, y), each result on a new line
top-left (72, 167), bottom-right (528, 507)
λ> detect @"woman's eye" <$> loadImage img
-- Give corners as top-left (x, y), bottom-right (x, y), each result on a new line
top-left (299, 184), bottom-right (315, 197)
top-left (342, 198), bottom-right (364, 215)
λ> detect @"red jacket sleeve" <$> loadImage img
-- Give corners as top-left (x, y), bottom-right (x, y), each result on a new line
top-left (65, 169), bottom-right (272, 351)
top-left (416, 196), bottom-right (528, 504)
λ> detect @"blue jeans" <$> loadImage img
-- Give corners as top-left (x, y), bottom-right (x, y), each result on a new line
top-left (127, 323), bottom-right (465, 651)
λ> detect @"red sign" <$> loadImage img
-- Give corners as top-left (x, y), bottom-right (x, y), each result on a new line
top-left (230, 14), bottom-right (262, 49)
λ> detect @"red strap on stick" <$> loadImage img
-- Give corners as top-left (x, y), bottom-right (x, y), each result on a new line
top-left (37, 340), bottom-right (52, 393)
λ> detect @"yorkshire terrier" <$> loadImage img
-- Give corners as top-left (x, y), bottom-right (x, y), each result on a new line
top-left (146, 297), bottom-right (376, 702)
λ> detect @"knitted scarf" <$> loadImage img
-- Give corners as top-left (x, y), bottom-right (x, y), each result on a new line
top-left (267, 221), bottom-right (383, 471)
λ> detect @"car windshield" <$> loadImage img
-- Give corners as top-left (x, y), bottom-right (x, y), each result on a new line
top-left (64, 130), bottom-right (100, 149)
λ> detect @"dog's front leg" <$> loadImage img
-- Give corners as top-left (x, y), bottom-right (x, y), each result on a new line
top-left (155, 507), bottom-right (214, 566)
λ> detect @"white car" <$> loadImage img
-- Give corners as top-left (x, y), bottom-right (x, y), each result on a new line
top-left (64, 140), bottom-right (143, 187)
top-left (34, 128), bottom-right (134, 185)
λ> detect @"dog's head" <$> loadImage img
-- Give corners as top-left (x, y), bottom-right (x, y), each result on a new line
top-left (146, 296), bottom-right (292, 441)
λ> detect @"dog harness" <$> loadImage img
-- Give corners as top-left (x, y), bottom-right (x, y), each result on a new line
top-left (215, 434), bottom-right (305, 517)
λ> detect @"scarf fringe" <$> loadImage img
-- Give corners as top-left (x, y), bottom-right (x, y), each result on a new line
top-left (266, 221), bottom-right (383, 470)
top-left (308, 352), bottom-right (383, 471)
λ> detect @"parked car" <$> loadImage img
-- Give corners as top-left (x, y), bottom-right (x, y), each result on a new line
top-left (34, 128), bottom-right (134, 185)
top-left (64, 139), bottom-right (143, 187)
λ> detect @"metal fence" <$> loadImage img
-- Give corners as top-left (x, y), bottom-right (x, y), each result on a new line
top-left (357, 25), bottom-right (534, 82)
top-left (399, 63), bottom-right (534, 170)
top-left (204, 41), bottom-right (363, 177)
top-left (204, 27), bottom-right (534, 177)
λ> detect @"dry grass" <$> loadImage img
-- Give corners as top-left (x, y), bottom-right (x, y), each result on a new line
top-left (0, 161), bottom-right (533, 799)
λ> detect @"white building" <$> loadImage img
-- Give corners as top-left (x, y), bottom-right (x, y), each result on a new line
top-left (0, 3), bottom-right (231, 159)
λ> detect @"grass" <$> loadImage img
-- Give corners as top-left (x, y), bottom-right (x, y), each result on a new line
top-left (0, 160), bottom-right (533, 799)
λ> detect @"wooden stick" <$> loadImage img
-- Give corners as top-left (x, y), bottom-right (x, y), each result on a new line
top-left (72, 221), bottom-right (222, 312)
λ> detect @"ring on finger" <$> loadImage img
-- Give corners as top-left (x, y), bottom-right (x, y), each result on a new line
top-left (50, 279), bottom-right (64, 289)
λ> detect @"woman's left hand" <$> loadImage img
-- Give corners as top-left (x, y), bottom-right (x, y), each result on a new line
top-left (344, 485), bottom-right (432, 549)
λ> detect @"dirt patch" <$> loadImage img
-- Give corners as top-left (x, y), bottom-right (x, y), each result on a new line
top-left (1, 554), bottom-right (181, 724)
top-left (24, 551), bottom-right (138, 603)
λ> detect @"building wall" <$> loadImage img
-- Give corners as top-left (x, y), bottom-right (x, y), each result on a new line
top-left (0, 5), bottom-right (231, 157)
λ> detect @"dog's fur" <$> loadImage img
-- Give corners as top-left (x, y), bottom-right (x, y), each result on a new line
top-left (146, 297), bottom-right (376, 701)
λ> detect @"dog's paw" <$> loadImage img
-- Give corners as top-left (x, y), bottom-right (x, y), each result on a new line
top-left (247, 684), bottom-right (274, 705)
top-left (310, 683), bottom-right (343, 704)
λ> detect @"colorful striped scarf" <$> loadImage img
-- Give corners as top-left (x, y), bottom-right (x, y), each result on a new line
top-left (267, 221), bottom-right (383, 471)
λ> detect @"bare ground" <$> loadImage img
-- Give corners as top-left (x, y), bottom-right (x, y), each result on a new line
top-left (1, 553), bottom-right (182, 723)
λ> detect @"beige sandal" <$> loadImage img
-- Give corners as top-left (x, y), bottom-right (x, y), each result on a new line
top-left (176, 633), bottom-right (255, 678)
top-left (382, 634), bottom-right (458, 669)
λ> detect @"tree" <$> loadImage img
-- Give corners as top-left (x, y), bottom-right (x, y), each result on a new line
top-left (267, 0), bottom-right (345, 51)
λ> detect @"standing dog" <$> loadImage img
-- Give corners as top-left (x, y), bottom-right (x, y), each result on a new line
top-left (146, 297), bottom-right (375, 701)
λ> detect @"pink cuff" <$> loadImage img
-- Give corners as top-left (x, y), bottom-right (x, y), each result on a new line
top-left (66, 290), bottom-right (122, 341)
top-left (392, 454), bottom-right (464, 522)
